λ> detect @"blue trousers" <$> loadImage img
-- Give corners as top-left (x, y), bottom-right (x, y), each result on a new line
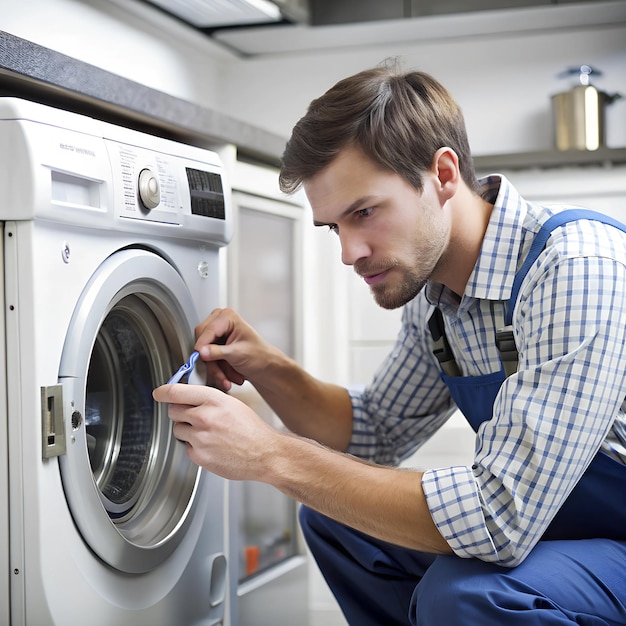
top-left (300, 506), bottom-right (626, 625)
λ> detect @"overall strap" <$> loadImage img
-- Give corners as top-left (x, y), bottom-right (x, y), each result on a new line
top-left (430, 209), bottom-right (626, 378)
top-left (428, 307), bottom-right (461, 376)
top-left (505, 209), bottom-right (626, 325)
top-left (498, 208), bottom-right (626, 374)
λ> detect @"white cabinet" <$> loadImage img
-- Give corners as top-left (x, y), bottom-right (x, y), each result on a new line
top-left (226, 158), bottom-right (309, 626)
top-left (347, 270), bottom-right (403, 385)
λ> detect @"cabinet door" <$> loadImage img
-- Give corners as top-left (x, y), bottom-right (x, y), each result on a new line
top-left (228, 190), bottom-right (304, 582)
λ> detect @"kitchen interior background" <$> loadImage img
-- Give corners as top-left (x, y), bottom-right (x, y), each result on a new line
top-left (2, 1), bottom-right (626, 624)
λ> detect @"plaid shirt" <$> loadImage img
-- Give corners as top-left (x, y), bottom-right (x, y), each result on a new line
top-left (347, 175), bottom-right (626, 566)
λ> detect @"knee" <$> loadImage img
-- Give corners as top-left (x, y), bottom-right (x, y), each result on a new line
top-left (413, 555), bottom-right (463, 623)
top-left (412, 555), bottom-right (501, 625)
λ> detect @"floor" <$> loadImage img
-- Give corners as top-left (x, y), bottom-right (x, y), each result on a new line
top-left (307, 412), bottom-right (475, 625)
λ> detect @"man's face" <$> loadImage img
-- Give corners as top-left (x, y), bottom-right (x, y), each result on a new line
top-left (304, 145), bottom-right (450, 310)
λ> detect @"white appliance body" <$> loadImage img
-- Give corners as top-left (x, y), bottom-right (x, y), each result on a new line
top-left (0, 98), bottom-right (232, 625)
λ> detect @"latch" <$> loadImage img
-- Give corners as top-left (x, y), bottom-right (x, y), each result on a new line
top-left (41, 385), bottom-right (67, 459)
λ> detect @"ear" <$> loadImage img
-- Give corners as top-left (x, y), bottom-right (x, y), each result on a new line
top-left (431, 147), bottom-right (459, 201)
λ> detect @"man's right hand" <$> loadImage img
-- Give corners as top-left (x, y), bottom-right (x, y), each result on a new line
top-left (194, 307), bottom-right (283, 392)
top-left (194, 308), bottom-right (354, 452)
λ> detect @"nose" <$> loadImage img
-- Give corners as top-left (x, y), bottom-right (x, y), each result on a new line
top-left (339, 229), bottom-right (370, 266)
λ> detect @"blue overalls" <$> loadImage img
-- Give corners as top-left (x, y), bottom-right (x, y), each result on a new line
top-left (299, 209), bottom-right (626, 625)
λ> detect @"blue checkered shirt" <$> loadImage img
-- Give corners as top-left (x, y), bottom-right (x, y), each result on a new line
top-left (347, 175), bottom-right (626, 566)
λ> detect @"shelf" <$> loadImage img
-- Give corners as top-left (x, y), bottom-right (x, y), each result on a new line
top-left (473, 147), bottom-right (626, 172)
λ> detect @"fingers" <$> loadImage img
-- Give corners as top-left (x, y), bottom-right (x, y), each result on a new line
top-left (192, 308), bottom-right (246, 391)
top-left (154, 384), bottom-right (228, 452)
top-left (194, 307), bottom-right (238, 360)
top-left (153, 385), bottom-right (202, 451)
top-left (153, 383), bottom-right (224, 417)
top-left (203, 362), bottom-right (235, 392)
top-left (152, 382), bottom-right (274, 481)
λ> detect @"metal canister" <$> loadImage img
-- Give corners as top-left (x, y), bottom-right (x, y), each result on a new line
top-left (551, 65), bottom-right (622, 151)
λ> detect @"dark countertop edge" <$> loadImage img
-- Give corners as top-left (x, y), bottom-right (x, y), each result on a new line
top-left (0, 30), bottom-right (286, 166)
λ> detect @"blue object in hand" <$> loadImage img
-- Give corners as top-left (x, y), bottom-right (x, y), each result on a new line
top-left (167, 351), bottom-right (200, 384)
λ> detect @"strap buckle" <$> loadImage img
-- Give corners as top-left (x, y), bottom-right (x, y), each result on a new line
top-left (428, 308), bottom-right (461, 377)
top-left (495, 326), bottom-right (518, 377)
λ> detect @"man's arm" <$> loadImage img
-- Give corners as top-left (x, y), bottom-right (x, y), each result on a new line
top-left (270, 430), bottom-right (452, 553)
top-left (193, 307), bottom-right (354, 451)
top-left (154, 383), bottom-right (452, 554)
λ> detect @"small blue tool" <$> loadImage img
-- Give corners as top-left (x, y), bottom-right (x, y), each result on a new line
top-left (167, 350), bottom-right (200, 384)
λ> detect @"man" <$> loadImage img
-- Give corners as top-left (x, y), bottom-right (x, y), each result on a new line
top-left (153, 64), bottom-right (626, 625)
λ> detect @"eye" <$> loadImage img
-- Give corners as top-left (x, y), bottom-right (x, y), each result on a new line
top-left (356, 207), bottom-right (374, 219)
top-left (327, 224), bottom-right (339, 234)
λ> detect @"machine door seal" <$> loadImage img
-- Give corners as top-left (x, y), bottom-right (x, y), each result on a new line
top-left (58, 247), bottom-right (203, 574)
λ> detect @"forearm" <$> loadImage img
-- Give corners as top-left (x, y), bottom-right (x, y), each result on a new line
top-left (248, 349), bottom-right (354, 452)
top-left (157, 382), bottom-right (450, 553)
top-left (267, 431), bottom-right (452, 554)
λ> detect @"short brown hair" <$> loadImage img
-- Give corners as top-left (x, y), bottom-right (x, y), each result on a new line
top-left (279, 63), bottom-right (479, 195)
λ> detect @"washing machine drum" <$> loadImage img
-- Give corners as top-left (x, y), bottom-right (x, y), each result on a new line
top-left (59, 248), bottom-right (205, 574)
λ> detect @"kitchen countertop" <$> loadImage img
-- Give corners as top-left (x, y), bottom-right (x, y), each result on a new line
top-left (0, 30), bottom-right (286, 165)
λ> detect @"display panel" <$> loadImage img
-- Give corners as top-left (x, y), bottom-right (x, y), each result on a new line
top-left (186, 168), bottom-right (225, 219)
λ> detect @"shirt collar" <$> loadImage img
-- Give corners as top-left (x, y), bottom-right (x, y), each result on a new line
top-left (426, 174), bottom-right (528, 310)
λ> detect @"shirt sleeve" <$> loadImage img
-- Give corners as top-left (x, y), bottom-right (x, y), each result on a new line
top-left (347, 295), bottom-right (456, 465)
top-left (423, 244), bottom-right (626, 566)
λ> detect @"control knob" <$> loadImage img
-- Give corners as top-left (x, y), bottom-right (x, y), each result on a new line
top-left (138, 168), bottom-right (160, 209)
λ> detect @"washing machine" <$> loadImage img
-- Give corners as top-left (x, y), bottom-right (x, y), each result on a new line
top-left (0, 97), bottom-right (233, 625)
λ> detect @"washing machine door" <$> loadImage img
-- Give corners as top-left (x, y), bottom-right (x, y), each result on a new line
top-left (59, 247), bottom-right (205, 574)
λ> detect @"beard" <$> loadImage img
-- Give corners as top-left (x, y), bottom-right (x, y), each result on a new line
top-left (370, 264), bottom-right (427, 309)
top-left (355, 223), bottom-right (448, 310)
top-left (354, 257), bottom-right (429, 310)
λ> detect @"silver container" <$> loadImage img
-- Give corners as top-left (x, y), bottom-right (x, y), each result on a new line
top-left (551, 65), bottom-right (621, 151)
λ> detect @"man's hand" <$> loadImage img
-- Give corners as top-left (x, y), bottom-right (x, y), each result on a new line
top-left (194, 307), bottom-right (284, 392)
top-left (153, 383), bottom-right (279, 481)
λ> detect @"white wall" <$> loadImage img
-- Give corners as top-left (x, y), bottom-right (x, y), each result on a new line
top-left (219, 23), bottom-right (626, 155)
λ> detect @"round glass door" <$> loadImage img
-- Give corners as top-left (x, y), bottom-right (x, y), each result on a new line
top-left (59, 248), bottom-right (204, 573)
top-left (86, 297), bottom-right (170, 520)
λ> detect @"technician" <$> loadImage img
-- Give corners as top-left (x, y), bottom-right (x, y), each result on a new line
top-left (154, 63), bottom-right (626, 625)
